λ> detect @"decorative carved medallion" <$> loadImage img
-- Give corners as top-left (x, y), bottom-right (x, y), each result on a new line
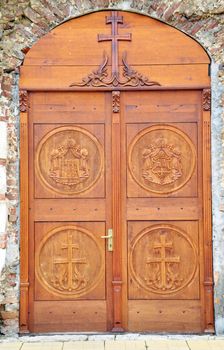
top-left (203, 88), bottom-right (211, 111)
top-left (112, 91), bottom-right (120, 113)
top-left (36, 225), bottom-right (104, 297)
top-left (36, 126), bottom-right (103, 195)
top-left (70, 52), bottom-right (160, 88)
top-left (128, 125), bottom-right (196, 194)
top-left (19, 90), bottom-right (28, 112)
top-left (129, 224), bottom-right (197, 294)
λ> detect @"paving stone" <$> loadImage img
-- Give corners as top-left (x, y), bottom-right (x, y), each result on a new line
top-left (146, 339), bottom-right (189, 350)
top-left (0, 343), bottom-right (22, 350)
top-left (188, 339), bottom-right (224, 349)
top-left (105, 340), bottom-right (146, 350)
top-left (63, 341), bottom-right (104, 350)
top-left (21, 342), bottom-right (63, 350)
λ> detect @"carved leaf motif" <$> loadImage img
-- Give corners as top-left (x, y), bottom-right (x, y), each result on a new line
top-left (112, 91), bottom-right (120, 113)
top-left (121, 52), bottom-right (160, 87)
top-left (70, 52), bottom-right (161, 88)
top-left (203, 88), bottom-right (211, 111)
top-left (19, 90), bottom-right (28, 112)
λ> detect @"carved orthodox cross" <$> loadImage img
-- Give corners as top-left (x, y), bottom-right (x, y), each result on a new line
top-left (53, 231), bottom-right (87, 291)
top-left (98, 11), bottom-right (132, 76)
top-left (70, 11), bottom-right (160, 88)
top-left (147, 234), bottom-right (180, 290)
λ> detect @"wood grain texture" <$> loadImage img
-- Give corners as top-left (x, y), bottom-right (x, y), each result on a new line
top-left (23, 12), bottom-right (209, 67)
top-left (20, 65), bottom-right (210, 90)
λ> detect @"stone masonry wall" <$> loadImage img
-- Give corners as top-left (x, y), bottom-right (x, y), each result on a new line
top-left (0, 0), bottom-right (223, 335)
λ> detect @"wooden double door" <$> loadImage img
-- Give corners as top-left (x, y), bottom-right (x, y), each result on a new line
top-left (28, 88), bottom-right (210, 333)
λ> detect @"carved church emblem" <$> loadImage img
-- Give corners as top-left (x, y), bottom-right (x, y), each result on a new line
top-left (49, 137), bottom-right (89, 188)
top-left (36, 226), bottom-right (104, 297)
top-left (129, 224), bottom-right (198, 295)
top-left (142, 138), bottom-right (183, 186)
top-left (128, 125), bottom-right (196, 194)
top-left (36, 126), bottom-right (104, 195)
top-left (145, 232), bottom-right (182, 291)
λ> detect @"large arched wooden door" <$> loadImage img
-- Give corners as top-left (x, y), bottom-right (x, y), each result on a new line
top-left (20, 11), bottom-right (213, 333)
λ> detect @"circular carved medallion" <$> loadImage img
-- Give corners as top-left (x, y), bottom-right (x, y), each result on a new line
top-left (128, 125), bottom-right (196, 194)
top-left (129, 224), bottom-right (197, 294)
top-left (36, 126), bottom-right (103, 195)
top-left (36, 225), bottom-right (104, 297)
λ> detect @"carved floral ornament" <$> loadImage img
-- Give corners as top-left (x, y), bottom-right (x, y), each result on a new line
top-left (203, 88), bottom-right (211, 111)
top-left (70, 52), bottom-right (160, 88)
top-left (19, 90), bottom-right (28, 112)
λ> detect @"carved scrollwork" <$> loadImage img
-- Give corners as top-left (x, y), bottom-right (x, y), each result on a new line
top-left (19, 90), bottom-right (28, 112)
top-left (70, 52), bottom-right (161, 88)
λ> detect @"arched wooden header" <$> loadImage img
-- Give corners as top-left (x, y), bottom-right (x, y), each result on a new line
top-left (20, 11), bottom-right (210, 90)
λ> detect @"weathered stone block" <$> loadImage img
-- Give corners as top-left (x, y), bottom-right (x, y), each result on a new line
top-left (0, 121), bottom-right (7, 159)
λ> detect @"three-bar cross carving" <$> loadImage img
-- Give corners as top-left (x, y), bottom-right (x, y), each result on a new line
top-left (147, 233), bottom-right (180, 290)
top-left (53, 231), bottom-right (87, 291)
top-left (98, 11), bottom-right (132, 76)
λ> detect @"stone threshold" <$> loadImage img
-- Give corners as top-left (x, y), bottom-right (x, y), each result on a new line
top-left (1, 333), bottom-right (224, 343)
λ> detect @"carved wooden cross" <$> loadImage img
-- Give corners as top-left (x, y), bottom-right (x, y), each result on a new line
top-left (98, 11), bottom-right (132, 76)
top-left (53, 231), bottom-right (87, 291)
top-left (147, 234), bottom-right (180, 290)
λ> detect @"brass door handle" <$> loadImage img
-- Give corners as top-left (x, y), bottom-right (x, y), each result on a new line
top-left (101, 228), bottom-right (113, 252)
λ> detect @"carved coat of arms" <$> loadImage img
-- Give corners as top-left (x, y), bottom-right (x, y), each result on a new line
top-left (142, 138), bottom-right (182, 186)
top-left (49, 137), bottom-right (89, 187)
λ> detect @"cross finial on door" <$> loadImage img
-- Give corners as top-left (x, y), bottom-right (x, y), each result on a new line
top-left (98, 11), bottom-right (132, 76)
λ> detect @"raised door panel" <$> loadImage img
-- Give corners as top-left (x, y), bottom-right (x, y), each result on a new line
top-left (34, 123), bottom-right (105, 198)
top-left (35, 222), bottom-right (105, 300)
top-left (128, 220), bottom-right (199, 300)
top-left (127, 122), bottom-right (198, 198)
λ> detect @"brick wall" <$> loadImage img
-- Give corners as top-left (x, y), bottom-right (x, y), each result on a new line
top-left (0, 0), bottom-right (223, 335)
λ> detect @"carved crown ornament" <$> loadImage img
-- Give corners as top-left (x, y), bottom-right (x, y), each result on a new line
top-left (69, 11), bottom-right (161, 89)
